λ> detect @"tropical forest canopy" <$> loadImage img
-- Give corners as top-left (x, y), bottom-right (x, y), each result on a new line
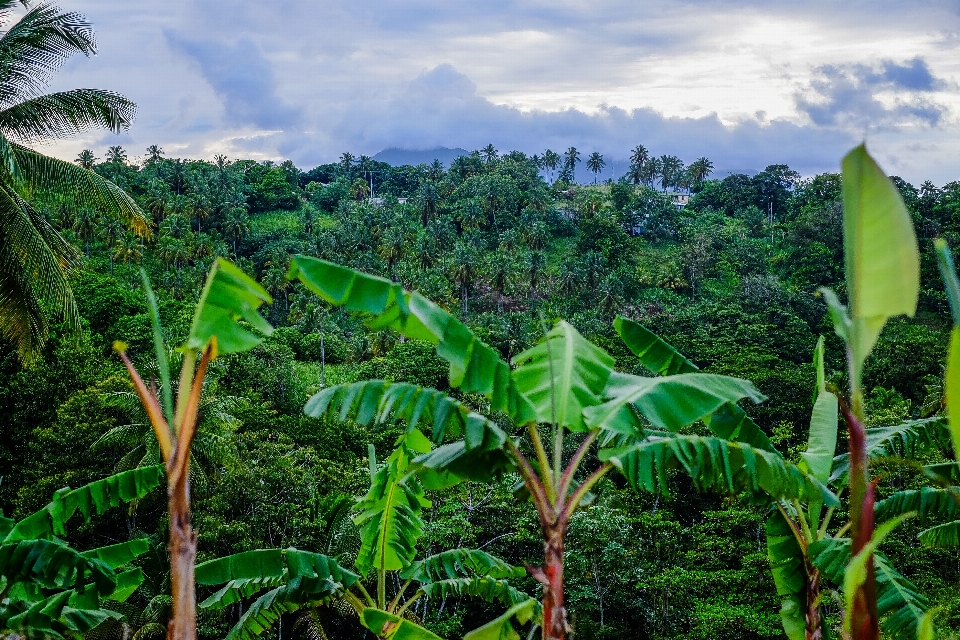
top-left (5, 138), bottom-right (960, 640)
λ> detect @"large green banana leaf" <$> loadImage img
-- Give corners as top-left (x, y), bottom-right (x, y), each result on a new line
top-left (601, 435), bottom-right (838, 505)
top-left (511, 320), bottom-right (614, 431)
top-left (288, 256), bottom-right (534, 422)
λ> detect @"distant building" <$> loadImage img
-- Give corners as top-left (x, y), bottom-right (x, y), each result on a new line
top-left (665, 191), bottom-right (690, 208)
top-left (367, 197), bottom-right (409, 206)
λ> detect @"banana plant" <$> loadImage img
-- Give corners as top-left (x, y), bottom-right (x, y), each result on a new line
top-left (114, 258), bottom-right (273, 640)
top-left (815, 144), bottom-right (920, 640)
top-left (0, 467), bottom-right (163, 639)
top-left (196, 432), bottom-right (537, 640)
top-left (861, 241), bottom-right (960, 564)
top-left (286, 256), bottom-right (837, 640)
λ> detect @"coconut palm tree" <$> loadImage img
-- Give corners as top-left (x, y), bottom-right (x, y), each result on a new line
top-left (75, 148), bottom-right (96, 169)
top-left (0, 2), bottom-right (147, 361)
top-left (586, 152), bottom-right (605, 184)
top-left (629, 144), bottom-right (649, 169)
top-left (563, 147), bottom-right (581, 178)
top-left (543, 149), bottom-right (560, 183)
top-left (687, 157), bottom-right (714, 189)
top-left (144, 144), bottom-right (164, 165)
top-left (481, 143), bottom-right (498, 164)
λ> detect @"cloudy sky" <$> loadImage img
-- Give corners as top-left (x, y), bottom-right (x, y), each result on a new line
top-left (30, 0), bottom-right (960, 183)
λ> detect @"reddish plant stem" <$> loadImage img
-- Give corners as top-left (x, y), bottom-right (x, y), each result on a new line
top-left (805, 565), bottom-right (823, 640)
top-left (841, 403), bottom-right (879, 640)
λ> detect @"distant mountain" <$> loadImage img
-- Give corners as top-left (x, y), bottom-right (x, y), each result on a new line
top-left (373, 147), bottom-right (469, 167)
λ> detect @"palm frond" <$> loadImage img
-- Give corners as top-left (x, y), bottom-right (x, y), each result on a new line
top-left (0, 4), bottom-right (96, 104)
top-left (0, 89), bottom-right (134, 141)
top-left (13, 143), bottom-right (149, 235)
top-left (0, 182), bottom-right (79, 361)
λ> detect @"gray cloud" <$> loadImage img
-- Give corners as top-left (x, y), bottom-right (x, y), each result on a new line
top-left (164, 32), bottom-right (302, 131)
top-left (796, 57), bottom-right (949, 128)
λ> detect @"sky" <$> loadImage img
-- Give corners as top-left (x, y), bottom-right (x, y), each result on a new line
top-left (27, 0), bottom-right (960, 183)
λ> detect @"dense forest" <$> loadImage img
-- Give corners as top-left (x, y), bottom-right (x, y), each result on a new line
top-left (5, 136), bottom-right (960, 640)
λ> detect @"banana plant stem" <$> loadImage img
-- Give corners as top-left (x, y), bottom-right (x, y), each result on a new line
top-left (527, 423), bottom-right (555, 505)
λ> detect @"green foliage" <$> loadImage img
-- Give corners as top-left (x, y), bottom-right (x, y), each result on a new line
top-left (0, 470), bottom-right (159, 639)
top-left (187, 258), bottom-right (274, 354)
top-left (602, 435), bottom-right (837, 504)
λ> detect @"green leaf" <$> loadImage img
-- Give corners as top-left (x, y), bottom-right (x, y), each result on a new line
top-left (354, 446), bottom-right (430, 576)
top-left (800, 391), bottom-right (839, 484)
top-left (104, 567), bottom-right (144, 602)
top-left (936, 239), bottom-right (960, 325)
top-left (6, 466), bottom-right (164, 542)
top-left (223, 576), bottom-right (347, 640)
top-left (304, 381), bottom-right (506, 451)
top-left (462, 599), bottom-right (538, 640)
top-left (584, 371), bottom-right (765, 434)
top-left (765, 513), bottom-right (806, 640)
top-left (810, 519), bottom-right (929, 640)
top-left (80, 538), bottom-right (150, 569)
top-left (196, 549), bottom-right (285, 584)
top-left (140, 270), bottom-right (173, 426)
top-left (512, 320), bottom-right (614, 431)
top-left (187, 257), bottom-right (273, 354)
top-left (613, 316), bottom-right (698, 376)
top-left (416, 577), bottom-right (537, 612)
top-left (601, 435), bottom-right (838, 506)
top-left (946, 327), bottom-right (960, 466)
top-left (830, 418), bottom-right (948, 483)
top-left (0, 539), bottom-right (107, 591)
top-left (703, 402), bottom-right (778, 453)
top-left (401, 550), bottom-right (524, 582)
top-left (875, 487), bottom-right (960, 524)
top-left (288, 256), bottom-right (533, 422)
top-left (918, 521), bottom-right (960, 548)
top-left (360, 608), bottom-right (445, 640)
top-left (840, 144), bottom-right (920, 373)
top-left (414, 440), bottom-right (515, 485)
top-left (198, 576), bottom-right (285, 610)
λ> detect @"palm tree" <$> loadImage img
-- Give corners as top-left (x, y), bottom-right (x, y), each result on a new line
top-left (106, 145), bottom-right (127, 165)
top-left (339, 152), bottom-right (354, 178)
top-left (629, 145), bottom-right (649, 169)
top-left (112, 231), bottom-right (144, 266)
top-left (563, 147), bottom-right (581, 180)
top-left (543, 149), bottom-right (560, 183)
top-left (449, 242), bottom-right (479, 317)
top-left (627, 163), bottom-right (643, 185)
top-left (0, 3), bottom-right (146, 361)
top-left (75, 149), bottom-right (96, 169)
top-left (481, 143), bottom-right (498, 164)
top-left (586, 152), bottom-right (605, 184)
top-left (641, 157), bottom-right (660, 187)
top-left (688, 157), bottom-right (714, 189)
top-left (71, 206), bottom-right (98, 257)
top-left (144, 144), bottom-right (164, 165)
top-left (658, 155), bottom-right (683, 192)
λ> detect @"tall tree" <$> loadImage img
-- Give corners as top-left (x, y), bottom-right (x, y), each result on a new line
top-left (339, 151), bottom-right (355, 178)
top-left (688, 156), bottom-right (714, 188)
top-left (586, 152), bottom-right (606, 184)
top-left (145, 144), bottom-right (164, 164)
top-left (481, 143), bottom-right (498, 164)
top-left (543, 149), bottom-right (560, 183)
top-left (75, 148), bottom-right (96, 169)
top-left (629, 144), bottom-right (649, 169)
top-left (563, 146), bottom-right (581, 179)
